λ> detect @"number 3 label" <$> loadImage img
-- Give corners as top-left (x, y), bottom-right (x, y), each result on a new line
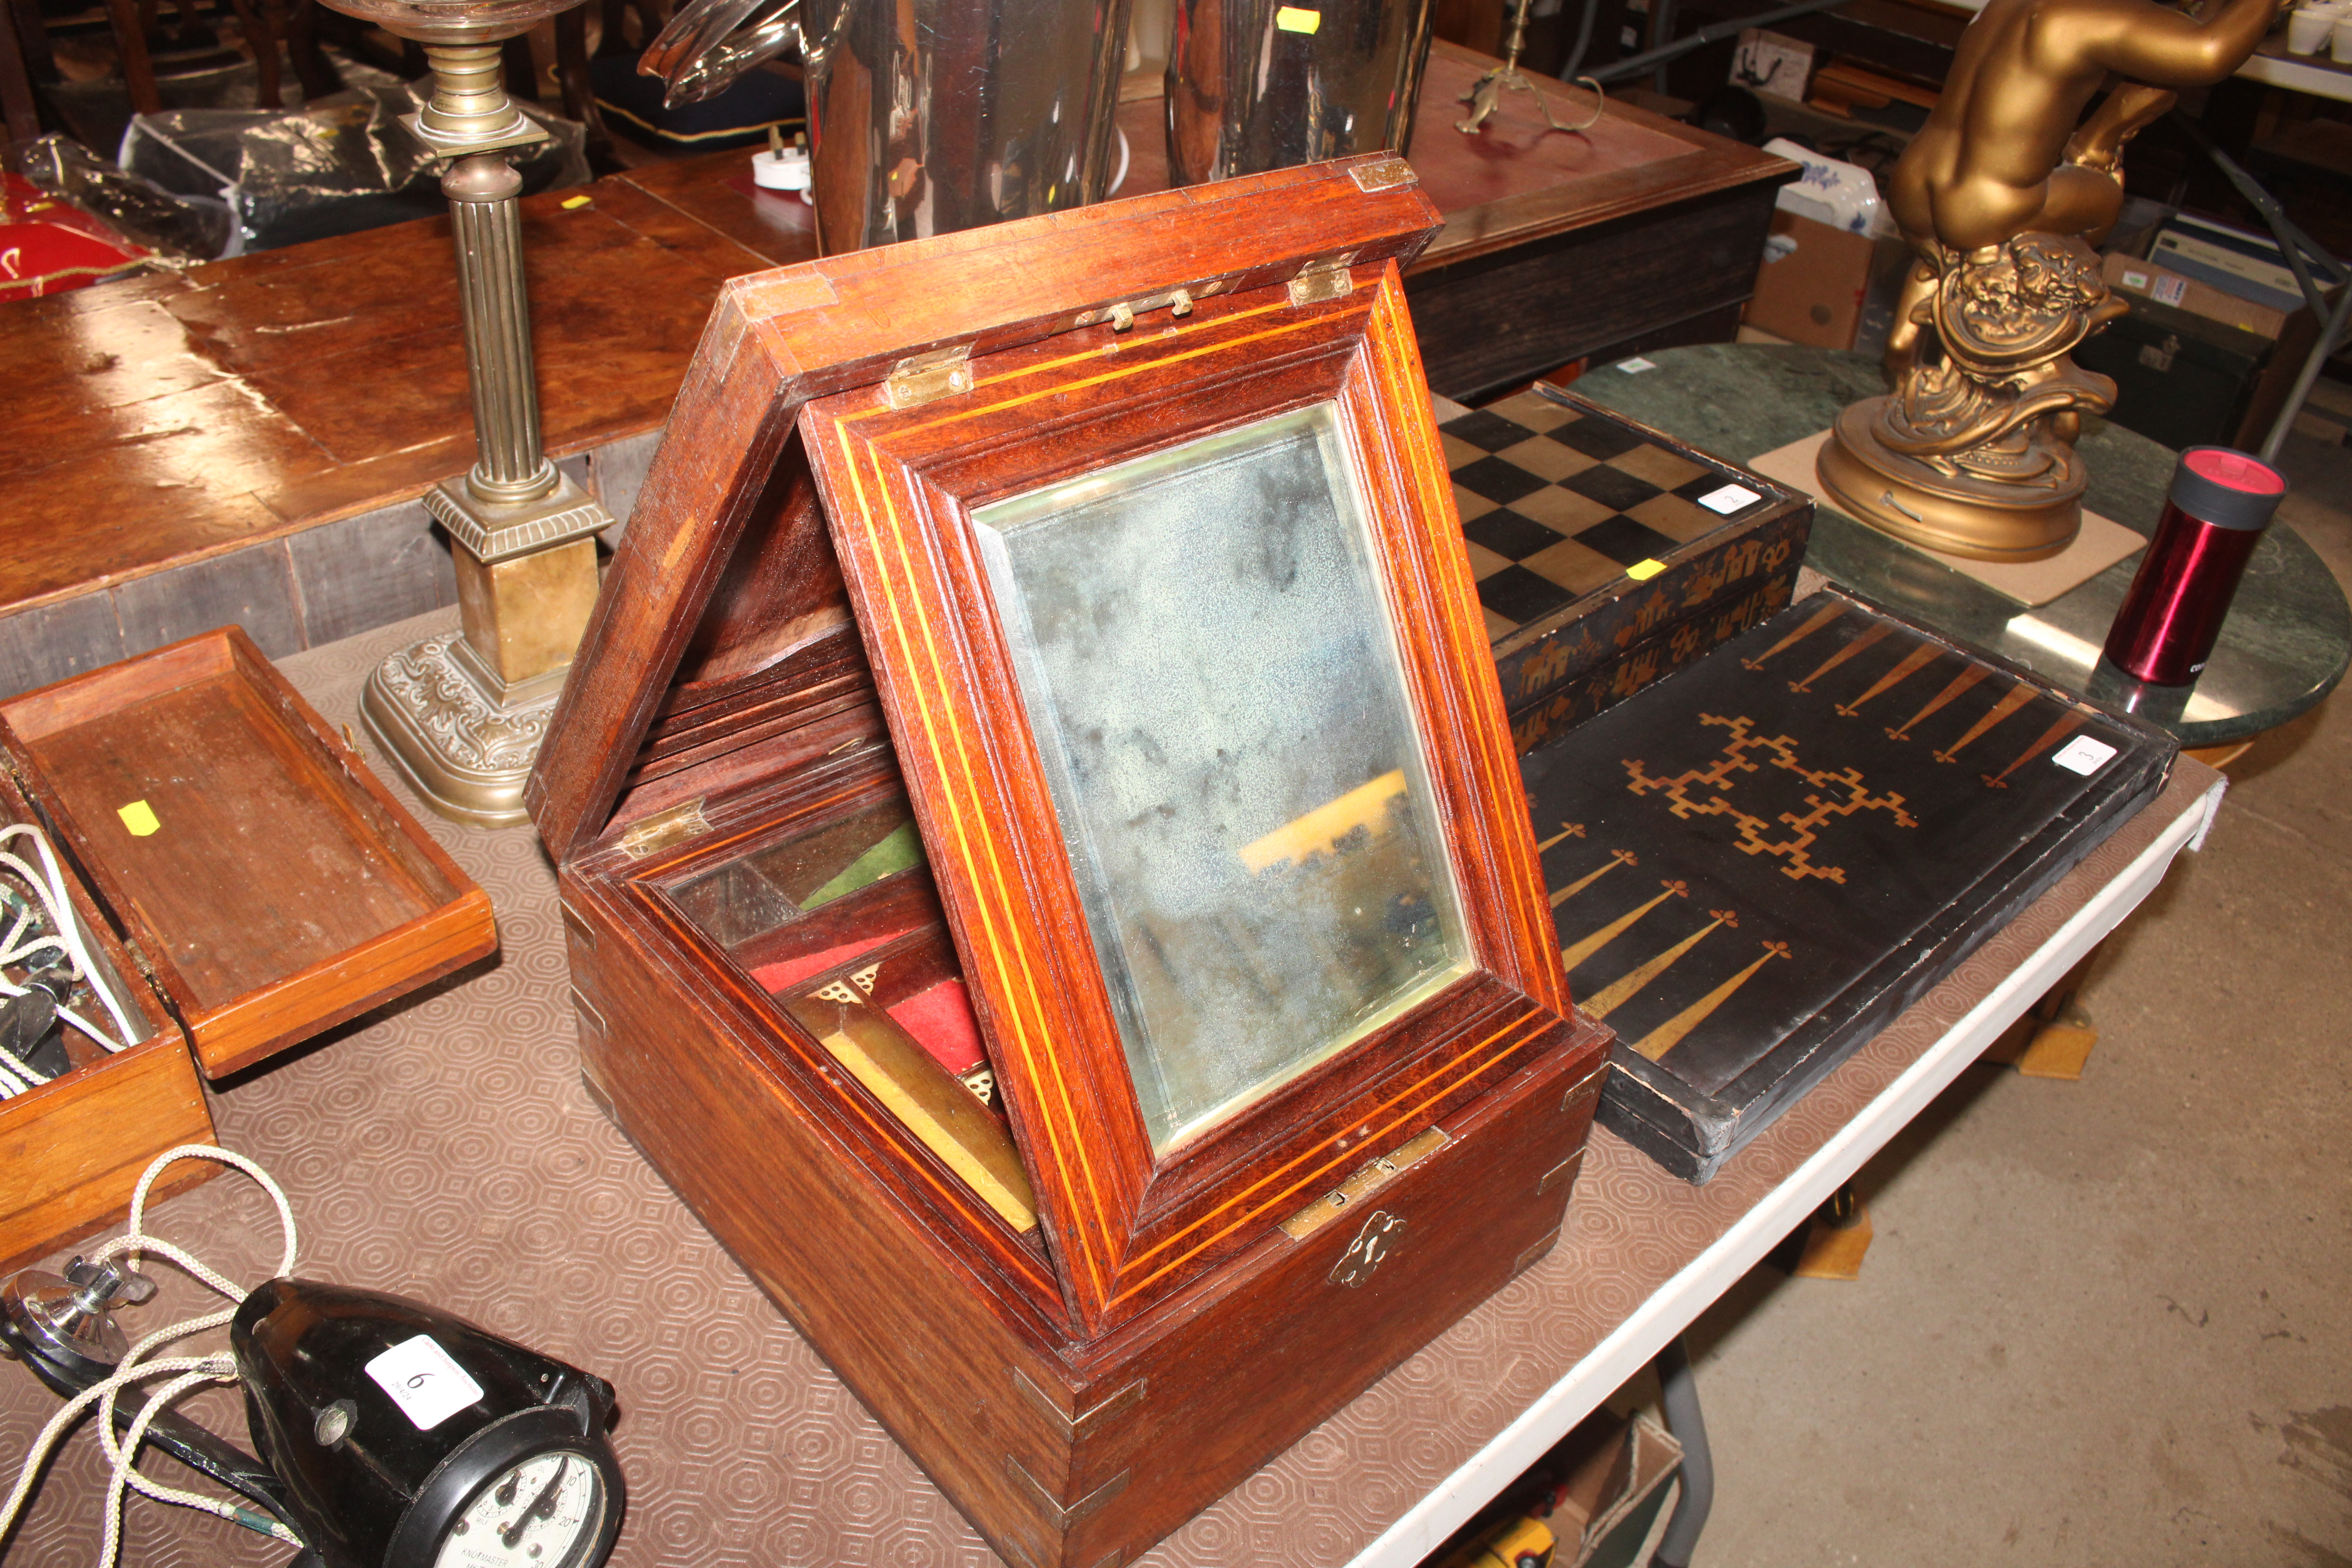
top-left (364, 1335), bottom-right (486, 1430)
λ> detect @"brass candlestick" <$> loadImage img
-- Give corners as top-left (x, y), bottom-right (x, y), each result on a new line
top-left (321, 0), bottom-right (612, 826)
top-left (1456, 0), bottom-right (1601, 135)
top-left (1819, 0), bottom-right (2283, 561)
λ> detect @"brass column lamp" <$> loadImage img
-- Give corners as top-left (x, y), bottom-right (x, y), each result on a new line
top-left (323, 0), bottom-right (613, 826)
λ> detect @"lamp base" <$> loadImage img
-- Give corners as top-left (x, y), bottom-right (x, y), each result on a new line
top-left (359, 630), bottom-right (567, 828)
top-left (1816, 397), bottom-right (2083, 564)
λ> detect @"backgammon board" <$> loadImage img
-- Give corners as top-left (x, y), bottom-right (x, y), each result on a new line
top-left (1444, 388), bottom-right (1812, 753)
top-left (1521, 589), bottom-right (2176, 1181)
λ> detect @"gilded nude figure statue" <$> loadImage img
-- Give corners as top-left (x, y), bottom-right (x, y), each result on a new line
top-left (1818, 0), bottom-right (2284, 561)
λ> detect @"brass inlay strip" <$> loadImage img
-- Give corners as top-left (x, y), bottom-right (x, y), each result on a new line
top-left (1004, 1456), bottom-right (1131, 1530)
top-left (1009, 1367), bottom-right (1147, 1441)
top-left (1537, 1152), bottom-right (1583, 1195)
top-left (1279, 1126), bottom-right (1452, 1241)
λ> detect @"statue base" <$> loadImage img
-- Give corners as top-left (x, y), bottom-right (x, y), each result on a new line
top-left (1817, 397), bottom-right (2084, 564)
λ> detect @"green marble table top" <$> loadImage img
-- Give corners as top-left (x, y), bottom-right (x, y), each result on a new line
top-left (1573, 344), bottom-right (2351, 748)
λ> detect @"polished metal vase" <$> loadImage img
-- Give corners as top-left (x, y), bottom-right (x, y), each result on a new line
top-left (798, 0), bottom-right (1135, 254)
top-left (1164, 0), bottom-right (1434, 187)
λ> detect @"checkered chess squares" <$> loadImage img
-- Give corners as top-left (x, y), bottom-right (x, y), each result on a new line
top-left (1442, 390), bottom-right (1771, 641)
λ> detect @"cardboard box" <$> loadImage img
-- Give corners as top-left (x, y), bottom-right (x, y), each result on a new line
top-left (2105, 250), bottom-right (2289, 339)
top-left (1743, 208), bottom-right (1911, 354)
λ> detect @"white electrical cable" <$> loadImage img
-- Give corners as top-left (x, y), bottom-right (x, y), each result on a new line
top-left (0, 1145), bottom-right (305, 1567)
top-left (0, 823), bottom-right (138, 1068)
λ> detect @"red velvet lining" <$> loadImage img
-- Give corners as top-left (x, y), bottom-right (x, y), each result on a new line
top-left (886, 980), bottom-right (986, 1075)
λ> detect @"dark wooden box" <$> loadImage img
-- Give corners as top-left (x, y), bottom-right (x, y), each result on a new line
top-left (1444, 387), bottom-right (1812, 754)
top-left (1521, 589), bottom-right (2176, 1182)
top-left (0, 626), bottom-right (499, 1265)
top-left (531, 160), bottom-right (1612, 1568)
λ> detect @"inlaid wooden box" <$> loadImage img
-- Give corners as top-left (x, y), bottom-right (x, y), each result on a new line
top-left (1441, 388), bottom-right (1811, 754)
top-left (531, 158), bottom-right (1612, 1568)
top-left (0, 626), bottom-right (499, 1266)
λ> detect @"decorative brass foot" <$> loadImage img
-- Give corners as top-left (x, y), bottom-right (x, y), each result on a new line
top-left (362, 630), bottom-right (566, 827)
top-left (1820, 233), bottom-right (2125, 562)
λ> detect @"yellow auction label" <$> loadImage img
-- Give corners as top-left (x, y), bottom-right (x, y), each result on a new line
top-left (1275, 5), bottom-right (1321, 32)
top-left (561, 194), bottom-right (593, 210)
top-left (118, 799), bottom-right (160, 837)
top-left (1626, 558), bottom-right (1665, 581)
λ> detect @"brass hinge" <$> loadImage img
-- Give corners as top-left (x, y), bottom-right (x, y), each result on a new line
top-left (1010, 1367), bottom-right (1146, 1441)
top-left (1350, 156), bottom-right (1417, 193)
top-left (884, 343), bottom-right (974, 408)
top-left (1004, 1456), bottom-right (1131, 1530)
top-left (618, 798), bottom-right (711, 859)
top-left (1288, 252), bottom-right (1358, 306)
top-left (1279, 1125), bottom-right (1450, 1241)
top-left (1075, 286), bottom-right (1197, 332)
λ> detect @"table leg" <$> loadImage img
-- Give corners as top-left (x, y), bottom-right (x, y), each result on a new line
top-left (2007, 947), bottom-right (2101, 1080)
top-left (1790, 1181), bottom-right (1873, 1279)
top-left (1649, 1337), bottom-right (1711, 1568)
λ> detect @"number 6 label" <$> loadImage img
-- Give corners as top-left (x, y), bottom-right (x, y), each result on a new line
top-left (364, 1335), bottom-right (486, 1430)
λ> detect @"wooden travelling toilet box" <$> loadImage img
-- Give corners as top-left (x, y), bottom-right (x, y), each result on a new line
top-left (529, 157), bottom-right (1614, 1568)
top-left (0, 626), bottom-right (499, 1270)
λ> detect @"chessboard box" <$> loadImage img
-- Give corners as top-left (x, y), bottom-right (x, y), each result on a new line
top-left (1442, 388), bottom-right (1813, 754)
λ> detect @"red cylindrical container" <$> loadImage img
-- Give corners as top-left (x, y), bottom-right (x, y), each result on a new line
top-left (2102, 446), bottom-right (2287, 685)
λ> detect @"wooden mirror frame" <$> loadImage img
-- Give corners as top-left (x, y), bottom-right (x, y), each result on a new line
top-left (802, 265), bottom-right (1577, 1332)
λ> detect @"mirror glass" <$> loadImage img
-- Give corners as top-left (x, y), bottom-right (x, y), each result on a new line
top-left (973, 402), bottom-right (1471, 1153)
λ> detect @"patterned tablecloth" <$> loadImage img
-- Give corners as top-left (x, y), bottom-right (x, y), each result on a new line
top-left (0, 606), bottom-right (2205, 1566)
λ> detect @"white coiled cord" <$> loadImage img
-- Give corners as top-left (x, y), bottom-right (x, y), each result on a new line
top-left (0, 1146), bottom-right (304, 1566)
top-left (0, 822), bottom-right (137, 1098)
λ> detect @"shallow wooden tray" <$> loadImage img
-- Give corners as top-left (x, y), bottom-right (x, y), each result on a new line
top-left (0, 627), bottom-right (497, 1077)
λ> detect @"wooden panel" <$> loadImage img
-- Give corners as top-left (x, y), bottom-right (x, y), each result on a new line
top-left (0, 754), bottom-right (210, 1274)
top-left (0, 1040), bottom-right (216, 1273)
top-left (528, 155), bottom-right (1452, 867)
top-left (1117, 40), bottom-right (1793, 274)
top-left (1406, 181), bottom-right (1782, 397)
top-left (797, 262), bottom-right (1597, 1330)
top-left (572, 814), bottom-right (1605, 1567)
top-left (0, 626), bottom-right (496, 1076)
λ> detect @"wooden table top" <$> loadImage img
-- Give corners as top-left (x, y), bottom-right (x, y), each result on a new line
top-left (0, 45), bottom-right (1784, 620)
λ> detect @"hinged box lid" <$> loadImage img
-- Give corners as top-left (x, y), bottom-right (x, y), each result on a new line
top-left (530, 158), bottom-right (1609, 1332)
top-left (0, 627), bottom-right (498, 1077)
top-left (526, 157), bottom-right (1453, 866)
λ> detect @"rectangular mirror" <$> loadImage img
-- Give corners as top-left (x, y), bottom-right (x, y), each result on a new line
top-left (972, 403), bottom-right (1472, 1153)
